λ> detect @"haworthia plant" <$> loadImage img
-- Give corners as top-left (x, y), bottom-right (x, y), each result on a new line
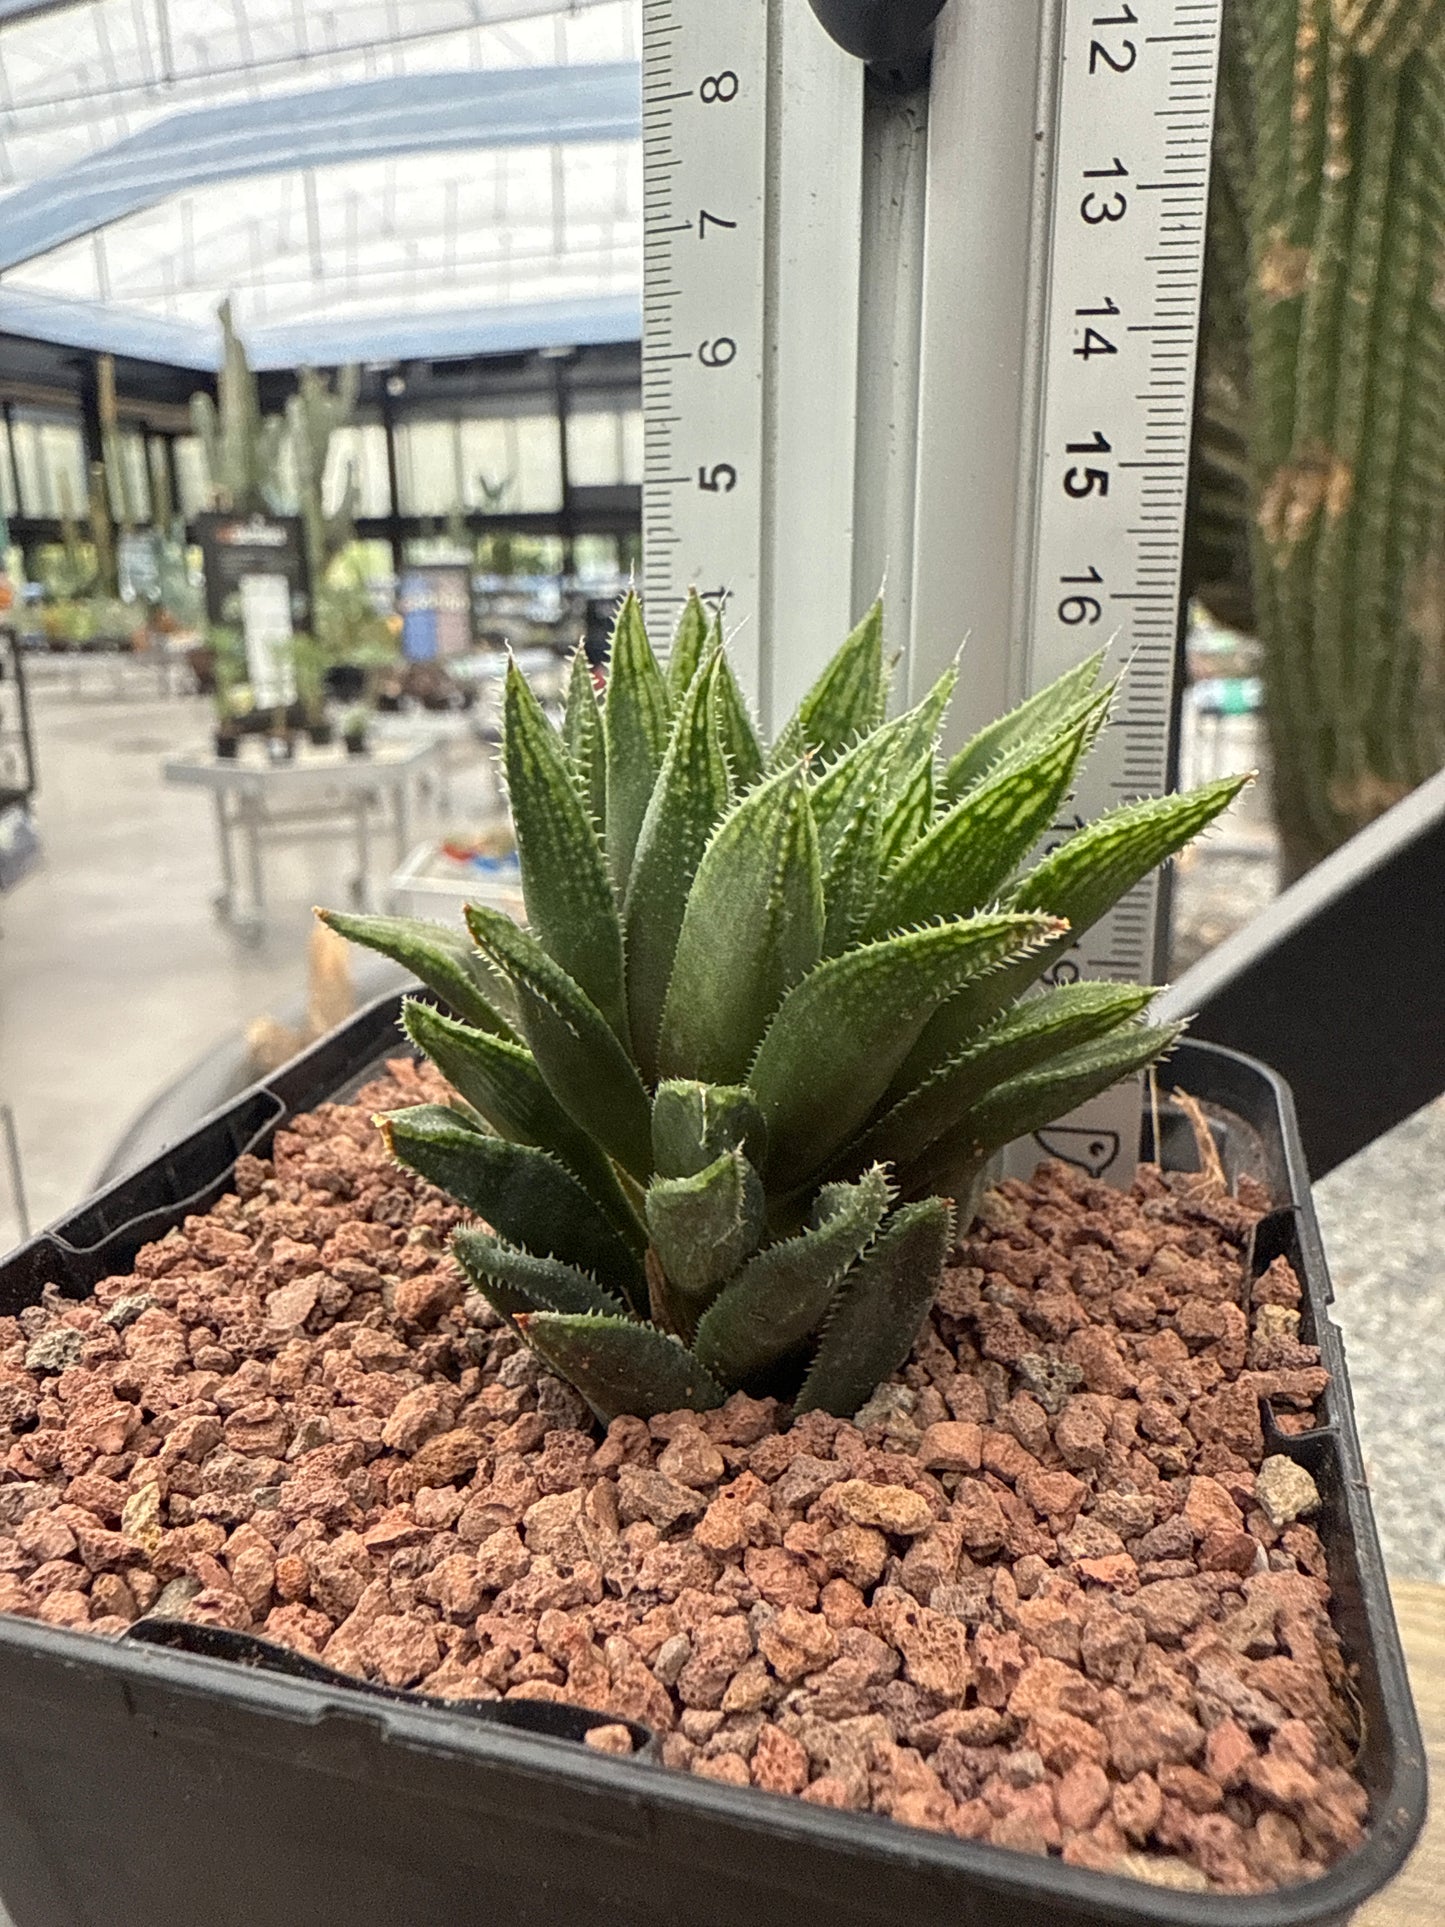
top-left (321, 592), bottom-right (1243, 1423)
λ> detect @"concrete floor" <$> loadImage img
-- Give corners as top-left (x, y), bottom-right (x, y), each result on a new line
top-left (0, 682), bottom-right (489, 1246)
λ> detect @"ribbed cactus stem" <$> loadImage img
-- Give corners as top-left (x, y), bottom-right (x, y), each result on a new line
top-left (191, 299), bottom-right (285, 515)
top-left (1205, 0), bottom-right (1445, 878)
top-left (287, 361), bottom-right (361, 586)
top-left (147, 436), bottom-right (175, 532)
top-left (86, 461), bottom-right (118, 599)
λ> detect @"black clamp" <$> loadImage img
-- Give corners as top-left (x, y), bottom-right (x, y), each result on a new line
top-left (806, 0), bottom-right (950, 89)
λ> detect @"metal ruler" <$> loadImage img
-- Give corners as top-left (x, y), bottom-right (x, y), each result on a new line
top-left (642, 0), bottom-right (1223, 1186)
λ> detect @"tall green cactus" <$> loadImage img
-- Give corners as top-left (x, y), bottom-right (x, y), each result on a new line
top-left (190, 301), bottom-right (363, 591)
top-left (288, 362), bottom-right (361, 587)
top-left (189, 299), bottom-right (286, 515)
top-left (1199, 1), bottom-right (1445, 879)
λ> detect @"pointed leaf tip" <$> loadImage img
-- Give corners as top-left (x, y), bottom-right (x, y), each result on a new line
top-left (502, 651), bottom-right (627, 1038)
top-left (317, 906), bottom-right (515, 1039)
top-left (603, 591), bottom-right (672, 896)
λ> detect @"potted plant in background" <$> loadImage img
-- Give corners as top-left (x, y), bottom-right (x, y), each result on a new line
top-left (290, 633), bottom-right (334, 747)
top-left (212, 693), bottom-right (241, 760)
top-left (342, 703), bottom-right (372, 755)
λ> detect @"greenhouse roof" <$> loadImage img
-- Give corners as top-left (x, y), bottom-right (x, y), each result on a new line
top-left (0, 0), bottom-right (642, 371)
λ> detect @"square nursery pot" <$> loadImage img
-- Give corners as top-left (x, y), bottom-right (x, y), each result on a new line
top-left (0, 995), bottom-right (1425, 1927)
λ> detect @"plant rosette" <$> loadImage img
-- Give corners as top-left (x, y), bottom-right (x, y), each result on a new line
top-left (323, 591), bottom-right (1245, 1427)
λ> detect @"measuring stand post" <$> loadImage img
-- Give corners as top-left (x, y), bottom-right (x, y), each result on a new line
top-left (643, 0), bottom-right (1223, 1186)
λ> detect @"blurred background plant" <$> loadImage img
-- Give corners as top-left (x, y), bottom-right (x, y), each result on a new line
top-left (1194, 0), bottom-right (1445, 880)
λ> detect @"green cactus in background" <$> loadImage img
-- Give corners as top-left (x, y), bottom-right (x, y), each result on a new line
top-left (321, 595), bottom-right (1242, 1423)
top-left (95, 354), bottom-right (146, 535)
top-left (288, 361), bottom-right (362, 587)
top-left (190, 301), bottom-right (365, 599)
top-left (189, 299), bottom-right (286, 515)
top-left (85, 459), bottom-right (118, 600)
top-left (147, 436), bottom-right (175, 532)
top-left (1196, 0), bottom-right (1445, 879)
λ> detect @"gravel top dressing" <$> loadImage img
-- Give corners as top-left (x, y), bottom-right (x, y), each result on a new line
top-left (0, 1060), bottom-right (1368, 1896)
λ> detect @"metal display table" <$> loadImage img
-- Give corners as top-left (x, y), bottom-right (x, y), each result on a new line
top-left (388, 834), bottom-right (523, 924)
top-left (369, 709), bottom-right (498, 819)
top-left (21, 643), bottom-right (195, 702)
top-left (163, 739), bottom-right (440, 939)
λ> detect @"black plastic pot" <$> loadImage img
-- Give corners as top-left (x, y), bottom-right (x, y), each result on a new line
top-left (324, 664), bottom-right (366, 704)
top-left (212, 731), bottom-right (238, 761)
top-left (0, 999), bottom-right (1424, 1927)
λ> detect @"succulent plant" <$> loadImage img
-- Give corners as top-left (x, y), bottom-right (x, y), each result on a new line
top-left (322, 594), bottom-right (1242, 1423)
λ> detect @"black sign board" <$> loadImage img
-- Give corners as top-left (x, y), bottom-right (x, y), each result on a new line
top-left (195, 513), bottom-right (309, 626)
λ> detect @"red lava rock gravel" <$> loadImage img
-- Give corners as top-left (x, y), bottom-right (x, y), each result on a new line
top-left (0, 1059), bottom-right (1367, 1894)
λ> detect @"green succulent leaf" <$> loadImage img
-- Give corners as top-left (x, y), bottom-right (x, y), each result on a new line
top-left (821, 789), bottom-right (883, 957)
top-left (400, 999), bottom-right (644, 1250)
top-left (869, 700), bottom-right (1106, 936)
top-left (503, 657), bottom-right (627, 1037)
top-left (316, 908), bottom-right (516, 1040)
top-left (748, 911), bottom-right (1064, 1192)
top-left (794, 1198), bottom-right (953, 1418)
top-left (942, 652), bottom-right (1105, 801)
top-left (773, 599), bottom-right (887, 764)
top-left (651, 1080), bottom-right (767, 1178)
top-left (381, 1105), bottom-right (644, 1302)
top-left (464, 904), bottom-right (653, 1182)
top-left (453, 1228), bottom-right (627, 1322)
top-left (899, 773), bottom-right (1248, 1080)
top-left (562, 646), bottom-right (606, 827)
top-left (809, 677), bottom-right (951, 861)
top-left (854, 982), bottom-right (1157, 1174)
top-left (899, 1021), bottom-right (1185, 1200)
top-left (712, 642), bottom-right (765, 792)
top-left (603, 591), bottom-right (673, 896)
top-left (876, 750), bottom-right (935, 875)
top-left (1008, 775), bottom-right (1249, 981)
top-left (624, 652), bottom-right (730, 1079)
top-left (667, 589), bottom-right (710, 704)
top-left (645, 1150), bottom-right (766, 1322)
top-left (886, 660), bottom-right (958, 778)
top-left (693, 1166), bottom-right (893, 1388)
top-left (658, 761), bottom-right (823, 1084)
top-left (516, 1313), bottom-right (726, 1423)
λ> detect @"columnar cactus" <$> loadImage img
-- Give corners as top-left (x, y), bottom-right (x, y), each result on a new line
top-left (322, 595), bottom-right (1241, 1424)
top-left (1198, 0), bottom-right (1445, 877)
top-left (288, 362), bottom-right (362, 586)
top-left (190, 299), bottom-right (286, 516)
top-left (190, 300), bottom-right (364, 592)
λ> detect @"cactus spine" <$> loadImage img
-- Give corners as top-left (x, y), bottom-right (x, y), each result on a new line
top-left (1202, 1), bottom-right (1445, 878)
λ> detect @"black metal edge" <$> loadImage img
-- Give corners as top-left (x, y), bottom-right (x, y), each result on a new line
top-left (120, 1616), bottom-right (658, 1759)
top-left (0, 992), bottom-right (410, 1306)
top-left (0, 1014), bottom-right (1426, 1924)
